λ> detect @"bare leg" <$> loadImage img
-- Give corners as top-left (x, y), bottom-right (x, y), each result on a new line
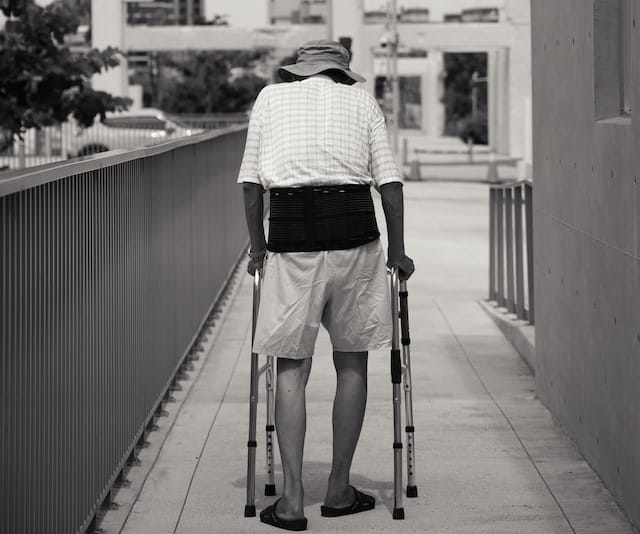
top-left (324, 351), bottom-right (368, 507)
top-left (274, 357), bottom-right (312, 519)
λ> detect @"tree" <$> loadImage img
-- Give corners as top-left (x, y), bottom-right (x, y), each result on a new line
top-left (0, 0), bottom-right (129, 152)
top-left (441, 52), bottom-right (487, 139)
top-left (156, 50), bottom-right (268, 114)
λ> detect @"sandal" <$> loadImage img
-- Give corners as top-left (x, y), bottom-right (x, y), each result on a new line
top-left (259, 499), bottom-right (308, 531)
top-left (320, 486), bottom-right (376, 517)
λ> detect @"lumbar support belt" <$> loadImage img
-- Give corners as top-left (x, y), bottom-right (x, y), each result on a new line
top-left (267, 184), bottom-right (380, 252)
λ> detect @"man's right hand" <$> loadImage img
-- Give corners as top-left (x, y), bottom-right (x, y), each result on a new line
top-left (387, 253), bottom-right (415, 281)
top-left (247, 250), bottom-right (265, 276)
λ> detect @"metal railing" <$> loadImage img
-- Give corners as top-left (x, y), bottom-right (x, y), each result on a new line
top-left (176, 113), bottom-right (249, 131)
top-left (0, 126), bottom-right (249, 533)
top-left (488, 180), bottom-right (534, 323)
top-left (0, 113), bottom-right (249, 172)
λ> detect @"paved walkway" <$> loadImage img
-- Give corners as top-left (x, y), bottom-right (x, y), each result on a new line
top-left (101, 182), bottom-right (636, 534)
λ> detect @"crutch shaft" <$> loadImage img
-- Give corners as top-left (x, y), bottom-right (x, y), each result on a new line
top-left (245, 272), bottom-right (262, 517)
top-left (265, 356), bottom-right (276, 495)
top-left (399, 280), bottom-right (418, 497)
top-left (390, 269), bottom-right (405, 519)
top-left (245, 352), bottom-right (259, 516)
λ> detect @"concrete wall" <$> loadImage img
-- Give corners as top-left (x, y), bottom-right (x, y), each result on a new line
top-left (531, 0), bottom-right (640, 528)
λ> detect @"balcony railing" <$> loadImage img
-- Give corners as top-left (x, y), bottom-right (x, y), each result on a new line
top-left (488, 180), bottom-right (534, 323)
top-left (0, 126), bottom-right (249, 533)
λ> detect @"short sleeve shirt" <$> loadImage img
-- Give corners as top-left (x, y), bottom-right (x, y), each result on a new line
top-left (237, 77), bottom-right (402, 190)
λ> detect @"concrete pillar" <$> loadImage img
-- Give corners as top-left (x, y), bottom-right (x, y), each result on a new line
top-left (331, 0), bottom-right (368, 88)
top-left (423, 51), bottom-right (445, 137)
top-left (488, 47), bottom-right (510, 154)
top-left (91, 0), bottom-right (128, 98)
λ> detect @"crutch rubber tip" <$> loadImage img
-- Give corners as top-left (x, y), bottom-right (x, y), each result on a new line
top-left (406, 485), bottom-right (418, 498)
top-left (244, 505), bottom-right (256, 517)
top-left (393, 507), bottom-right (405, 520)
top-left (264, 484), bottom-right (276, 496)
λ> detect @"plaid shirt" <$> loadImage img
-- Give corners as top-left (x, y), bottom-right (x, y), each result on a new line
top-left (237, 77), bottom-right (402, 190)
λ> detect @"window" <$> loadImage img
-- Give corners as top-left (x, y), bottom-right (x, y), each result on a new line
top-left (619, 0), bottom-right (632, 115)
top-left (374, 76), bottom-right (422, 130)
top-left (593, 0), bottom-right (633, 120)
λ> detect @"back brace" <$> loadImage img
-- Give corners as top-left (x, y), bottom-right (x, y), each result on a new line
top-left (267, 184), bottom-right (380, 252)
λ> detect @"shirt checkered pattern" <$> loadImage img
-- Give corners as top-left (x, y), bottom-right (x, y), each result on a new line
top-left (237, 77), bottom-right (402, 189)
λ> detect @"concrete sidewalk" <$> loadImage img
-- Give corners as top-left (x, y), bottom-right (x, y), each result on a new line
top-left (102, 182), bottom-right (636, 534)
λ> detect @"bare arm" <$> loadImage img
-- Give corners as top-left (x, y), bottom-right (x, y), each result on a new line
top-left (380, 182), bottom-right (415, 280)
top-left (243, 182), bottom-right (267, 274)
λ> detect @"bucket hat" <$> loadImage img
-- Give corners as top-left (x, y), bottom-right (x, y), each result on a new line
top-left (277, 40), bottom-right (366, 84)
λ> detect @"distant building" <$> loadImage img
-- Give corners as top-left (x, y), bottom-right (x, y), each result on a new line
top-left (399, 8), bottom-right (430, 24)
top-left (460, 7), bottom-right (500, 22)
top-left (127, 0), bottom-right (204, 26)
top-left (363, 10), bottom-right (388, 24)
top-left (269, 0), bottom-right (326, 24)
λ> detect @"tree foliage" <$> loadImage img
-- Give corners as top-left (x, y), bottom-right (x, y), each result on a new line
top-left (155, 50), bottom-right (268, 114)
top-left (0, 0), bottom-right (129, 151)
top-left (441, 52), bottom-right (487, 139)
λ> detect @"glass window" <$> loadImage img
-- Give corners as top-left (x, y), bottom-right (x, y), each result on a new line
top-left (620, 0), bottom-right (632, 115)
top-left (593, 0), bottom-right (633, 120)
top-left (399, 77), bottom-right (422, 129)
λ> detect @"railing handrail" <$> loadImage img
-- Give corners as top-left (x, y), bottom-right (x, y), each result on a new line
top-left (489, 178), bottom-right (532, 191)
top-left (0, 124), bottom-right (247, 198)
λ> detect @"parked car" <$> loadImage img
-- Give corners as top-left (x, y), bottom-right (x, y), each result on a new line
top-left (68, 108), bottom-right (204, 158)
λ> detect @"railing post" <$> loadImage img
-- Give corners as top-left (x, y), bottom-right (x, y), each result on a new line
top-left (514, 185), bottom-right (526, 320)
top-left (525, 183), bottom-right (534, 323)
top-left (489, 187), bottom-right (496, 300)
top-left (505, 187), bottom-right (515, 313)
top-left (496, 188), bottom-right (505, 306)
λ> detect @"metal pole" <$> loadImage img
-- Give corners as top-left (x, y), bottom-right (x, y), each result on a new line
top-left (525, 184), bottom-right (535, 323)
top-left (505, 188), bottom-right (515, 313)
top-left (390, 0), bottom-right (400, 156)
top-left (326, 0), bottom-right (333, 40)
top-left (496, 189), bottom-right (505, 307)
top-left (245, 271), bottom-right (261, 517)
top-left (514, 186), bottom-right (525, 320)
top-left (489, 188), bottom-right (496, 300)
top-left (390, 268), bottom-right (404, 520)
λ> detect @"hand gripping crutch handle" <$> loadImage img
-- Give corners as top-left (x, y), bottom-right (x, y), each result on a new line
top-left (245, 271), bottom-right (262, 517)
top-left (390, 267), bottom-right (405, 519)
top-left (399, 278), bottom-right (418, 498)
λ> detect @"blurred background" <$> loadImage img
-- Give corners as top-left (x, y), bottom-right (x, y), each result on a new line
top-left (0, 0), bottom-right (531, 181)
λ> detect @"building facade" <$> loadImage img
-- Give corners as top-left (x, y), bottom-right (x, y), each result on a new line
top-left (331, 0), bottom-right (531, 165)
top-left (127, 0), bottom-right (204, 25)
top-left (532, 0), bottom-right (639, 528)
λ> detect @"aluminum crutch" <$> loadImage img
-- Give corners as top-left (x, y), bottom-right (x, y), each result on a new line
top-left (389, 267), bottom-right (405, 520)
top-left (399, 277), bottom-right (418, 498)
top-left (245, 270), bottom-right (277, 517)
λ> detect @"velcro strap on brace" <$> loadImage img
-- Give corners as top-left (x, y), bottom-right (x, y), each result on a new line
top-left (267, 184), bottom-right (380, 252)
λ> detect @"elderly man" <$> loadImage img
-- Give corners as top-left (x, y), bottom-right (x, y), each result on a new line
top-left (238, 40), bottom-right (414, 531)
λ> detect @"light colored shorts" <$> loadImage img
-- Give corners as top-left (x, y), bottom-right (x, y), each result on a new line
top-left (252, 239), bottom-right (392, 359)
